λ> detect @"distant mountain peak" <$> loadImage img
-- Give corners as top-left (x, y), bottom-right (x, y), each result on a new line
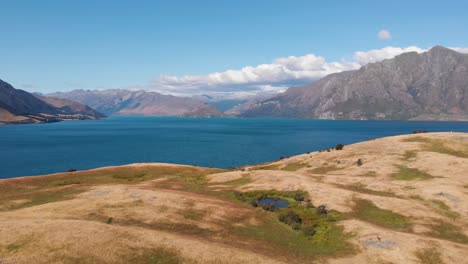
top-left (242, 47), bottom-right (468, 121)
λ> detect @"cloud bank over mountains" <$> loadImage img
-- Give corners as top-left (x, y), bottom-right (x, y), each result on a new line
top-left (144, 46), bottom-right (467, 98)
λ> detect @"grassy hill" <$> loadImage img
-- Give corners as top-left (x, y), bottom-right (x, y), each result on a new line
top-left (0, 133), bottom-right (467, 263)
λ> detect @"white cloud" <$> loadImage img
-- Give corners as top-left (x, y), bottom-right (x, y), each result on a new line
top-left (149, 46), bottom-right (468, 98)
top-left (354, 46), bottom-right (426, 65)
top-left (449, 47), bottom-right (468, 54)
top-left (377, 30), bottom-right (392, 40)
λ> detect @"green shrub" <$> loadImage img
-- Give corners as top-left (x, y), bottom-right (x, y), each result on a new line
top-left (250, 199), bottom-right (259, 207)
top-left (261, 203), bottom-right (277, 212)
top-left (316, 205), bottom-right (328, 215)
top-left (357, 159), bottom-right (363, 166)
top-left (294, 193), bottom-right (305, 201)
top-left (302, 226), bottom-right (317, 236)
top-left (335, 144), bottom-right (344, 150)
top-left (278, 211), bottom-right (302, 225)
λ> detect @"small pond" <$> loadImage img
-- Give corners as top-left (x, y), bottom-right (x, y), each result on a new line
top-left (258, 198), bottom-right (290, 208)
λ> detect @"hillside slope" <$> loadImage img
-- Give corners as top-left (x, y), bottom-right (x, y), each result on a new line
top-left (243, 46), bottom-right (468, 120)
top-left (0, 133), bottom-right (467, 263)
top-left (0, 79), bottom-right (105, 124)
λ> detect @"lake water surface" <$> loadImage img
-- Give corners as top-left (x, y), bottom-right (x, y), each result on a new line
top-left (1, 116), bottom-right (468, 178)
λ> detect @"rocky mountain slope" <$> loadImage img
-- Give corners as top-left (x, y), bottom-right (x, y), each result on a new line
top-left (0, 79), bottom-right (105, 124)
top-left (0, 132), bottom-right (466, 263)
top-left (48, 89), bottom-right (225, 117)
top-left (242, 46), bottom-right (468, 120)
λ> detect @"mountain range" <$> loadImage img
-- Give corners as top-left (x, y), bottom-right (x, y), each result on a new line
top-left (242, 46), bottom-right (468, 120)
top-left (47, 89), bottom-right (225, 117)
top-left (3, 46), bottom-right (468, 122)
top-left (0, 79), bottom-right (105, 124)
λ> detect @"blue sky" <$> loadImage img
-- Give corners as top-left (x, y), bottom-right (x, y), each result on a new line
top-left (1, 0), bottom-right (467, 96)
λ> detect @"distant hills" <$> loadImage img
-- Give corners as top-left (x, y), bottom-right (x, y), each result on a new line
top-left (242, 46), bottom-right (468, 120)
top-left (48, 89), bottom-right (225, 117)
top-left (0, 79), bottom-right (105, 124)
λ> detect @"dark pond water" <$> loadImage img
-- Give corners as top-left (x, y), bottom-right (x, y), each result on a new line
top-left (258, 198), bottom-right (290, 208)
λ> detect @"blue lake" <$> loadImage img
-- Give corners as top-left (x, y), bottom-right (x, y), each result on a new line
top-left (1, 116), bottom-right (468, 178)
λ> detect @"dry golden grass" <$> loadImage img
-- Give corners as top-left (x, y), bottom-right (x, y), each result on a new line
top-left (1, 133), bottom-right (468, 264)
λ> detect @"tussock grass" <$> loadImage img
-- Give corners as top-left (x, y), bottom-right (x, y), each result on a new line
top-left (350, 199), bottom-right (412, 231)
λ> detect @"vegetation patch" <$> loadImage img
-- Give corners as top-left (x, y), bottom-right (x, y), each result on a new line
top-left (402, 150), bottom-right (418, 160)
top-left (253, 163), bottom-right (281, 170)
top-left (308, 165), bottom-right (344, 174)
top-left (282, 162), bottom-right (308, 171)
top-left (415, 247), bottom-right (445, 264)
top-left (334, 183), bottom-right (398, 197)
top-left (391, 165), bottom-right (435, 180)
top-left (0, 186), bottom-right (85, 211)
top-left (426, 220), bottom-right (468, 244)
top-left (218, 174), bottom-right (251, 186)
top-left (350, 199), bottom-right (412, 231)
top-left (234, 190), bottom-right (356, 258)
top-left (403, 137), bottom-right (468, 158)
top-left (126, 247), bottom-right (190, 264)
top-left (362, 171), bottom-right (378, 177)
top-left (112, 173), bottom-right (146, 181)
top-left (179, 208), bottom-right (206, 221)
